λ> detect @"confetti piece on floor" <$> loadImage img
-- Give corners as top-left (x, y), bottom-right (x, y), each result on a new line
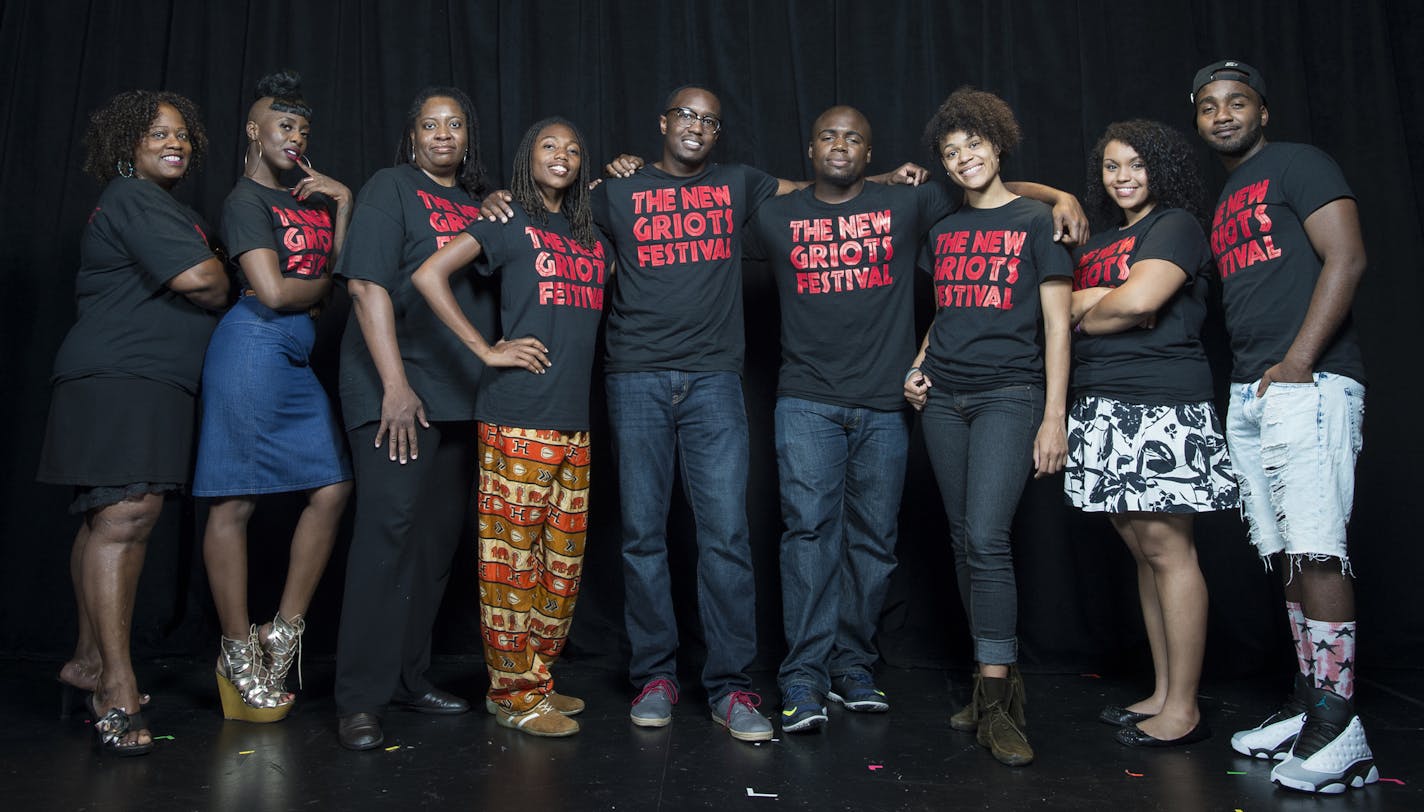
top-left (384, 745), bottom-right (401, 752)
top-left (238, 750), bottom-right (255, 755)
top-left (1380, 777), bottom-right (1406, 785)
top-left (1124, 769), bottom-right (1144, 778)
top-left (1226, 770), bottom-right (1247, 775)
top-left (745, 788), bottom-right (778, 798)
top-left (868, 764), bottom-right (884, 771)
top-left (153, 735), bottom-right (175, 741)
top-left (1080, 673), bottom-right (1102, 679)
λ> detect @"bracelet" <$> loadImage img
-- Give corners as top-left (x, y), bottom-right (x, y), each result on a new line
top-left (904, 367), bottom-right (922, 383)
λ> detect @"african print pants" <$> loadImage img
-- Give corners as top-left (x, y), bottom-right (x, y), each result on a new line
top-left (477, 423), bottom-right (591, 713)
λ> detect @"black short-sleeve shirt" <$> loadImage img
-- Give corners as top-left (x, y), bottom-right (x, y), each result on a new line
top-left (592, 163), bottom-right (779, 373)
top-left (747, 181), bottom-right (953, 410)
top-left (51, 177), bottom-right (220, 394)
top-left (919, 197), bottom-right (1073, 391)
top-left (1071, 207), bottom-right (1214, 404)
top-left (336, 164), bottom-right (493, 428)
top-left (220, 178), bottom-right (335, 286)
top-left (465, 207), bottom-right (611, 431)
top-left (1208, 142), bottom-right (1365, 383)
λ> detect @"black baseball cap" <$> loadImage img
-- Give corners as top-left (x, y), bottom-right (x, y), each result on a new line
top-left (1190, 60), bottom-right (1267, 105)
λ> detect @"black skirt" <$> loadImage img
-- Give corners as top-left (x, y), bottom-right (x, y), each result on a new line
top-left (37, 375), bottom-right (197, 489)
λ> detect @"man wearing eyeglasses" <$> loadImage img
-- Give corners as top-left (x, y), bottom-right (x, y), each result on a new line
top-left (585, 85), bottom-right (926, 743)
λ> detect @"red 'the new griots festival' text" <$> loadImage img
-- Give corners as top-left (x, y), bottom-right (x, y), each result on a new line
top-left (523, 225), bottom-right (607, 310)
top-left (1074, 234), bottom-right (1136, 291)
top-left (631, 184), bottom-right (735, 266)
top-left (270, 206), bottom-right (333, 277)
top-left (933, 229), bottom-right (1027, 310)
top-left (786, 209), bottom-right (896, 295)
top-left (1211, 178), bottom-right (1281, 279)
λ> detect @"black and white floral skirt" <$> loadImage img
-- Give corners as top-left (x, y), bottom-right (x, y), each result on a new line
top-left (1065, 395), bottom-right (1239, 514)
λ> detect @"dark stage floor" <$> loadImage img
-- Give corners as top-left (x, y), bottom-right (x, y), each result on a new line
top-left (2, 657), bottom-right (1418, 811)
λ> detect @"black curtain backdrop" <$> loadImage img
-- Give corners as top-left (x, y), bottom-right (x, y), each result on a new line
top-left (3, 1), bottom-right (1421, 684)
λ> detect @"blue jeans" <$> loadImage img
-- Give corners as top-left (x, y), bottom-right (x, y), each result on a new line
top-left (920, 385), bottom-right (1043, 665)
top-left (606, 371), bottom-right (755, 700)
top-left (774, 397), bottom-right (909, 694)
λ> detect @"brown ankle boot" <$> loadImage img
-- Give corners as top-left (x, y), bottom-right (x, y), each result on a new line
top-left (950, 671), bottom-right (982, 731)
top-left (977, 675), bottom-right (1034, 766)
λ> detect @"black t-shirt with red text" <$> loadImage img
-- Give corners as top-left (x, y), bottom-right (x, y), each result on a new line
top-left (336, 164), bottom-right (494, 429)
top-left (52, 177), bottom-right (219, 394)
top-left (592, 163), bottom-right (779, 373)
top-left (747, 181), bottom-right (953, 411)
top-left (1071, 207), bottom-right (1213, 404)
top-left (465, 207), bottom-right (610, 431)
top-left (220, 177), bottom-right (335, 288)
top-left (919, 197), bottom-right (1072, 391)
top-left (1209, 142), bottom-right (1365, 383)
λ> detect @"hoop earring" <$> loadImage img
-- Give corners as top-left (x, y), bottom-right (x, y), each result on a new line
top-left (116, 159), bottom-right (134, 178)
top-left (461, 149), bottom-right (469, 167)
top-left (409, 144), bottom-right (415, 163)
top-left (300, 153), bottom-right (313, 169)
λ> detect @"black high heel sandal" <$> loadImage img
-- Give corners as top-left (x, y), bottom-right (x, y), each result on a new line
top-left (88, 695), bottom-right (154, 757)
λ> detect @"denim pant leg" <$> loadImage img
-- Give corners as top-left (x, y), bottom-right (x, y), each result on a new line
top-left (606, 372), bottom-right (681, 690)
top-left (774, 397), bottom-right (850, 694)
top-left (673, 372), bottom-right (757, 701)
top-left (924, 386), bottom-right (1040, 665)
top-left (830, 406), bottom-right (910, 678)
top-left (922, 396), bottom-right (974, 620)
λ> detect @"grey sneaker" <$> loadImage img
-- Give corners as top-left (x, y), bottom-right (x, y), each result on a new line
top-left (828, 670), bottom-right (890, 712)
top-left (712, 690), bottom-right (773, 742)
top-left (630, 678), bottom-right (677, 727)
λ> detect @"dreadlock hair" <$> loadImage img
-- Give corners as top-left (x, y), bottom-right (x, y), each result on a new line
top-left (83, 90), bottom-right (208, 184)
top-left (508, 117), bottom-right (598, 251)
top-left (1085, 119), bottom-right (1207, 231)
top-left (395, 86), bottom-right (490, 199)
top-left (256, 69), bottom-right (313, 121)
top-left (921, 86), bottom-right (1021, 163)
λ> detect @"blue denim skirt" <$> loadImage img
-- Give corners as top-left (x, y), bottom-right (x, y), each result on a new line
top-left (193, 296), bottom-right (351, 496)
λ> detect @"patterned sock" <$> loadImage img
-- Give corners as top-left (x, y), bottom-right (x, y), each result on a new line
top-left (1286, 601), bottom-right (1312, 677)
top-left (1305, 618), bottom-right (1357, 700)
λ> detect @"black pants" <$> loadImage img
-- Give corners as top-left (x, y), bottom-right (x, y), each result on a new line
top-left (334, 420), bottom-right (477, 716)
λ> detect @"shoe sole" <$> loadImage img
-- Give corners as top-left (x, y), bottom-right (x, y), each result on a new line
top-left (1231, 739), bottom-right (1295, 760)
top-left (1273, 762), bottom-right (1379, 794)
top-left (630, 713), bottom-right (671, 728)
top-left (781, 712), bottom-right (828, 733)
top-left (495, 711), bottom-right (579, 738)
top-left (711, 712), bottom-right (773, 741)
top-left (827, 691), bottom-right (889, 713)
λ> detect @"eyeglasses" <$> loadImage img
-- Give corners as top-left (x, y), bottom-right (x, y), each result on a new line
top-left (665, 107), bottom-right (722, 134)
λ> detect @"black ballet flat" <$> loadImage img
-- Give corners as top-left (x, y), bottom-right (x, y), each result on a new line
top-left (1115, 720), bottom-right (1213, 748)
top-left (1098, 704), bottom-right (1153, 727)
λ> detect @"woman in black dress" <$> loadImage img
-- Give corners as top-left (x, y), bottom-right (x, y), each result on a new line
top-left (40, 90), bottom-right (228, 755)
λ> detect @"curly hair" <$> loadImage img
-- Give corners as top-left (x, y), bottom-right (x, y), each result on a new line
top-left (922, 86), bottom-right (1021, 162)
top-left (395, 86), bottom-right (490, 199)
top-left (509, 117), bottom-right (597, 250)
top-left (1085, 119), bottom-right (1206, 230)
top-left (82, 90), bottom-right (208, 184)
top-left (256, 69), bottom-right (313, 121)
